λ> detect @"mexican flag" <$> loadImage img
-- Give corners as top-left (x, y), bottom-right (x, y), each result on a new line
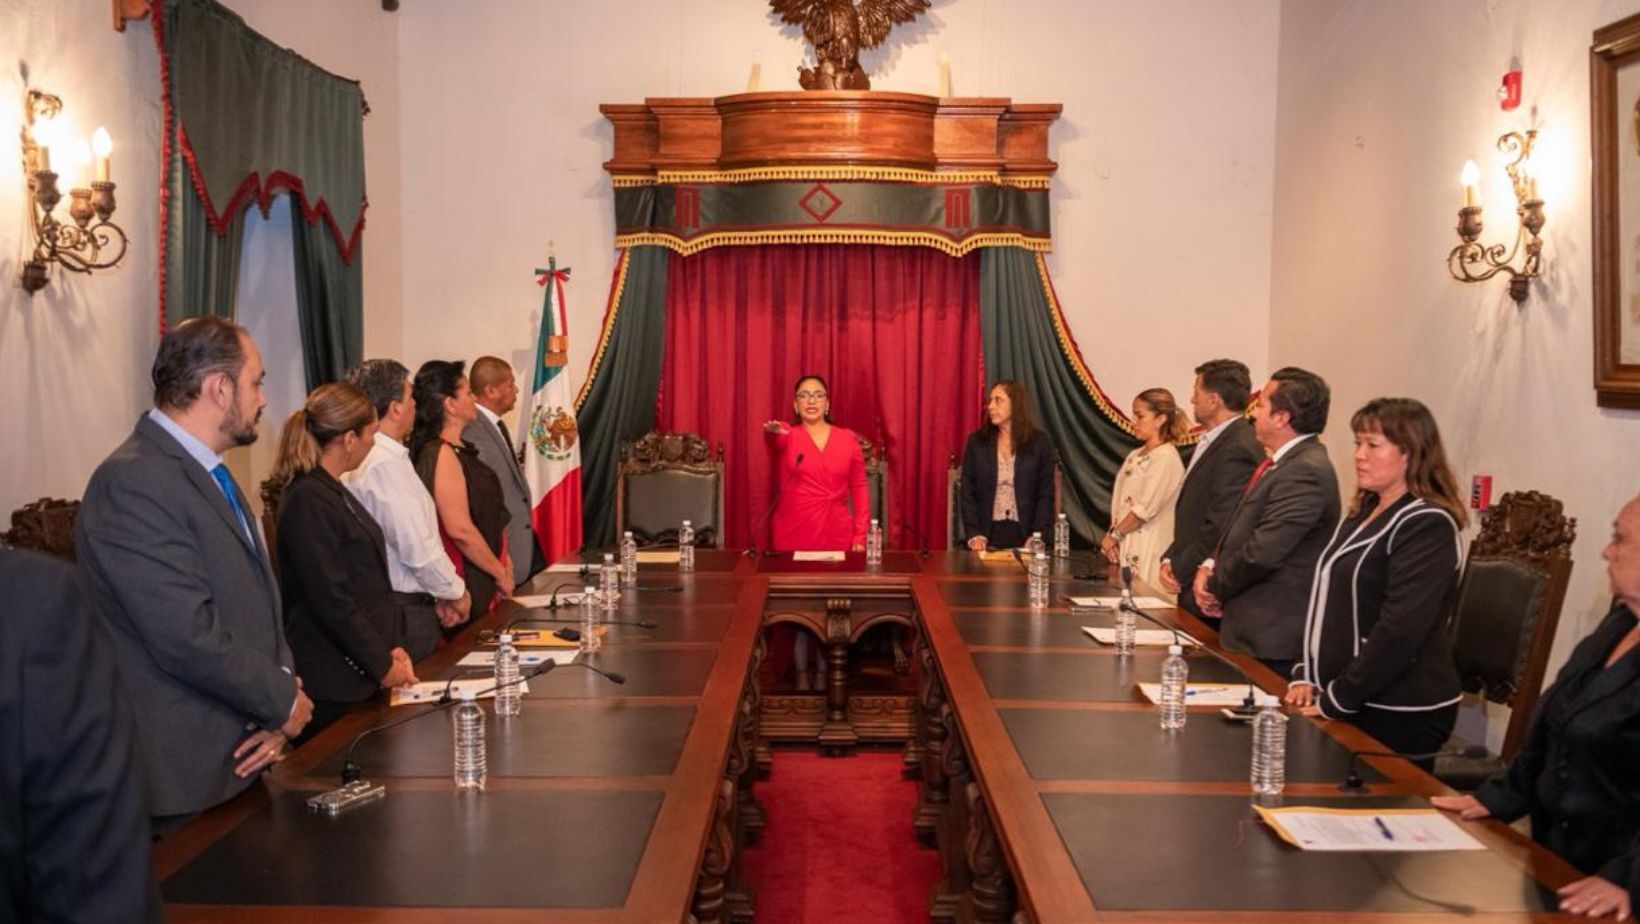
top-left (521, 257), bottom-right (583, 565)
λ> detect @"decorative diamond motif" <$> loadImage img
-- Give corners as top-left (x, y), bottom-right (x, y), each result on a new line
top-left (798, 183), bottom-right (842, 223)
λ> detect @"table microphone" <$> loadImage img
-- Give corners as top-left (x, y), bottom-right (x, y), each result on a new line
top-left (1115, 563), bottom-right (1260, 718)
top-left (333, 661), bottom-right (626, 788)
top-left (538, 580), bottom-right (587, 612)
top-left (1340, 743), bottom-right (1488, 793)
top-left (748, 453), bottom-right (803, 556)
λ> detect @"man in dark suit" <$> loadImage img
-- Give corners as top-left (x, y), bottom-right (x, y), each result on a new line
top-left (463, 355), bottom-right (542, 586)
top-left (1158, 359), bottom-right (1264, 618)
top-left (1, 549), bottom-right (161, 923)
top-left (76, 317), bottom-right (313, 834)
top-left (1193, 366), bottom-right (1340, 673)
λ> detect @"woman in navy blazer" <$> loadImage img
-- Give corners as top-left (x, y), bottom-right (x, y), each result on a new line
top-left (959, 380), bottom-right (1055, 550)
top-left (1285, 398), bottom-right (1467, 762)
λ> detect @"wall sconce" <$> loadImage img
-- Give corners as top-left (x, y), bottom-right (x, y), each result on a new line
top-left (1447, 130), bottom-right (1545, 304)
top-left (19, 89), bottom-right (129, 295)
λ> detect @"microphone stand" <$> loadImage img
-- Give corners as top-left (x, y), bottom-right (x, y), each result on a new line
top-left (896, 521), bottom-right (931, 558)
top-left (510, 616), bottom-right (659, 630)
top-left (1113, 561), bottom-right (1260, 718)
top-left (1340, 744), bottom-right (1488, 793)
top-left (321, 661), bottom-right (628, 804)
top-left (748, 452), bottom-right (804, 556)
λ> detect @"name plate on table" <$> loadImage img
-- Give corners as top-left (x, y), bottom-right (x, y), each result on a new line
top-left (1068, 595), bottom-right (1175, 610)
top-left (792, 550), bottom-right (846, 562)
top-left (1254, 806), bottom-right (1485, 852)
top-left (458, 650), bottom-right (581, 668)
top-left (1083, 626), bottom-right (1200, 647)
top-left (1136, 683), bottom-right (1279, 708)
top-left (390, 678), bottom-right (530, 707)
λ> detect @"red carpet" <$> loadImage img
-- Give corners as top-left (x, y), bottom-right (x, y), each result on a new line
top-left (741, 749), bottom-right (940, 923)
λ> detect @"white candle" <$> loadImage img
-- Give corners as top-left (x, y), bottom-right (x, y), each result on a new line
top-left (92, 127), bottom-right (112, 182)
top-left (938, 52), bottom-right (951, 98)
top-left (1461, 159), bottom-right (1480, 208)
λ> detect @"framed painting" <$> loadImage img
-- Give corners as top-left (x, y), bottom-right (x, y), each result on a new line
top-left (1592, 11), bottom-right (1640, 408)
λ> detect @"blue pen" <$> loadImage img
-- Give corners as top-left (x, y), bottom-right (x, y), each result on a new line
top-left (1373, 816), bottom-right (1395, 841)
top-left (1184, 686), bottom-right (1229, 697)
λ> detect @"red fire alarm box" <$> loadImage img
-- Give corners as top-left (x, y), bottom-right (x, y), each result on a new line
top-left (1471, 475), bottom-right (1493, 510)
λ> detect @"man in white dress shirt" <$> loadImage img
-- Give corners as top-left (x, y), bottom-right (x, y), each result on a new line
top-left (342, 359), bottom-right (471, 650)
top-left (463, 356), bottom-right (542, 586)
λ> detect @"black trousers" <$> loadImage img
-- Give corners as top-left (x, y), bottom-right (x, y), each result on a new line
top-left (1349, 701), bottom-right (1460, 770)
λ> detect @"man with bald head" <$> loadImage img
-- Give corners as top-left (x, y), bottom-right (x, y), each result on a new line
top-left (77, 316), bottom-right (312, 834)
top-left (464, 355), bottom-right (542, 585)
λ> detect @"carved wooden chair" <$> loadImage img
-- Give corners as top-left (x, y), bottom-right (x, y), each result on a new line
top-left (945, 451), bottom-right (1063, 548)
top-left (1435, 490), bottom-right (1576, 790)
top-left (1, 497), bottom-right (81, 560)
top-left (259, 476), bottom-right (285, 581)
top-left (616, 431), bottom-right (725, 548)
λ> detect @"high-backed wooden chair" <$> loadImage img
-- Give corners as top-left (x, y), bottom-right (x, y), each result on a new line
top-left (616, 431), bottom-right (725, 548)
top-left (1435, 490), bottom-right (1576, 790)
top-left (259, 476), bottom-right (286, 582)
top-left (945, 451), bottom-right (1062, 548)
top-left (1, 497), bottom-right (81, 561)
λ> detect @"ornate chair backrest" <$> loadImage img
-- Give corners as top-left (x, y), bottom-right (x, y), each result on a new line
top-left (259, 476), bottom-right (285, 582)
top-left (616, 431), bottom-right (725, 548)
top-left (1449, 490), bottom-right (1576, 760)
top-left (945, 451), bottom-right (1065, 549)
top-left (1, 497), bottom-right (81, 561)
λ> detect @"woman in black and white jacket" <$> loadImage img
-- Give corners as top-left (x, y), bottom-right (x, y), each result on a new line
top-left (1284, 398), bottom-right (1468, 764)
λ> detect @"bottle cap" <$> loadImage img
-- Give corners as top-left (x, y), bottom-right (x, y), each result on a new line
top-left (583, 586), bottom-right (595, 594)
top-left (682, 519), bottom-right (692, 526)
top-left (624, 530), bottom-right (633, 538)
top-left (604, 553), bottom-right (615, 562)
top-left (1166, 643), bottom-right (1183, 655)
top-left (499, 633), bottom-right (513, 644)
top-left (459, 688), bottom-right (478, 701)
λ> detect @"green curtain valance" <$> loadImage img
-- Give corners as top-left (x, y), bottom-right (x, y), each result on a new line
top-left (159, 0), bottom-right (366, 264)
top-left (612, 177), bottom-right (1051, 257)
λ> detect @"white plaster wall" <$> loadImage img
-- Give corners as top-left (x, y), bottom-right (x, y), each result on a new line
top-left (0, 0), bottom-right (162, 517)
top-left (395, 0), bottom-right (1281, 409)
top-left (1269, 0), bottom-right (1640, 699)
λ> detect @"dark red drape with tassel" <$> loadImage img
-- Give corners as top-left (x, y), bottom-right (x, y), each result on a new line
top-left (657, 245), bottom-right (984, 551)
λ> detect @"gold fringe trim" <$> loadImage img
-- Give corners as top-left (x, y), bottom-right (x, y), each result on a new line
top-left (655, 166), bottom-right (1008, 185)
top-left (1034, 253), bottom-right (1140, 441)
top-left (574, 248), bottom-right (632, 412)
top-left (616, 169), bottom-right (1051, 189)
top-left (615, 228), bottom-right (1051, 258)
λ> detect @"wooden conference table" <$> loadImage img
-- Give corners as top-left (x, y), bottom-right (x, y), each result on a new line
top-left (154, 550), bottom-right (1584, 923)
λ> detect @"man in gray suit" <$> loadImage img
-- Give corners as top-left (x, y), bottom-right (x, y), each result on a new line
top-left (1193, 366), bottom-right (1340, 675)
top-left (463, 356), bottom-right (542, 586)
top-left (76, 317), bottom-right (313, 833)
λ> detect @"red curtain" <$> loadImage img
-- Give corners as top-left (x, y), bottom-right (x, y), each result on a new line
top-left (657, 244), bottom-right (984, 550)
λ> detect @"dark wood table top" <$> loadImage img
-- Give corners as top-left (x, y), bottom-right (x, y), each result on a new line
top-left (153, 550), bottom-right (1583, 922)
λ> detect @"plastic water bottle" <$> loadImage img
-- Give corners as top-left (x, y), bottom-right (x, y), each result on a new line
top-left (620, 530), bottom-right (638, 586)
top-left (1159, 643), bottom-right (1188, 730)
top-left (452, 690), bottom-right (487, 791)
top-left (866, 518), bottom-right (883, 565)
top-left (1251, 705), bottom-right (1288, 796)
top-left (493, 633), bottom-right (521, 718)
top-left (1027, 532), bottom-right (1050, 609)
top-left (579, 586), bottom-right (601, 654)
top-left (1053, 513), bottom-right (1071, 559)
top-left (1028, 531), bottom-right (1046, 559)
top-left (599, 553), bottom-right (619, 611)
top-left (678, 520), bottom-right (695, 572)
top-left (1114, 597), bottom-right (1137, 655)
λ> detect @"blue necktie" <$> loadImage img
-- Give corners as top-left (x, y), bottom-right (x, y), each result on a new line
top-left (210, 463), bottom-right (251, 540)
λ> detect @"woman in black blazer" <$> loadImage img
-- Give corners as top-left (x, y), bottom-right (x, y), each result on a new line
top-left (1285, 398), bottom-right (1467, 760)
top-left (272, 383), bottom-right (419, 744)
top-left (959, 380), bottom-right (1055, 550)
top-left (1433, 491), bottom-right (1640, 921)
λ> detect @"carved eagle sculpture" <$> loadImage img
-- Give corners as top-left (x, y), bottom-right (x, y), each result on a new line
top-left (770, 0), bottom-right (932, 91)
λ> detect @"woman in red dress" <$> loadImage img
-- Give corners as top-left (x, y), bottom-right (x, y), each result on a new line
top-left (762, 374), bottom-right (869, 690)
top-left (762, 374), bottom-right (869, 553)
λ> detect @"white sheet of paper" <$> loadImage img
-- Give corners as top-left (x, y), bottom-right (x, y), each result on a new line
top-left (1253, 807), bottom-right (1486, 852)
top-left (792, 551), bottom-right (846, 562)
top-left (1068, 595), bottom-right (1175, 610)
top-left (636, 550), bottom-right (681, 563)
top-left (1082, 626), bottom-right (1199, 647)
top-left (512, 592), bottom-right (588, 608)
top-left (389, 678), bottom-right (529, 707)
top-left (457, 650), bottom-right (579, 668)
top-left (544, 562), bottom-right (587, 573)
top-left (1136, 682), bottom-right (1280, 708)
